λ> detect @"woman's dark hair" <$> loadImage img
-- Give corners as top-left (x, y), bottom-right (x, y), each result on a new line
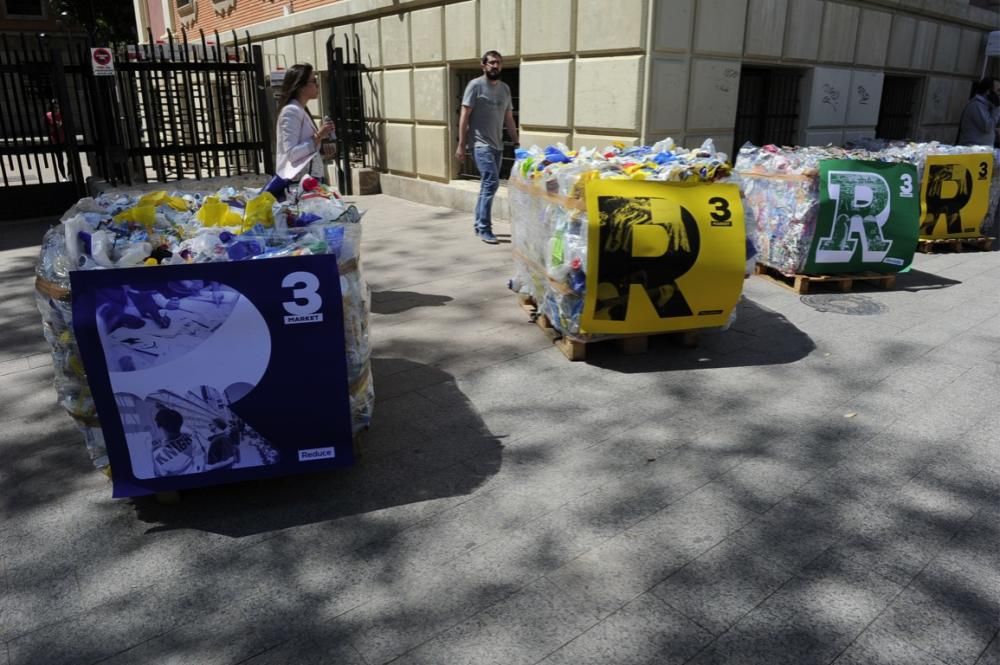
top-left (154, 408), bottom-right (183, 435)
top-left (48, 98), bottom-right (59, 112)
top-left (278, 63), bottom-right (314, 108)
top-left (971, 77), bottom-right (996, 98)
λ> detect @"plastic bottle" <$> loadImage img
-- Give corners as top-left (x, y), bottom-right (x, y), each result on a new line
top-left (63, 215), bottom-right (87, 265)
top-left (89, 230), bottom-right (114, 267)
top-left (220, 231), bottom-right (262, 261)
top-left (569, 257), bottom-right (586, 294)
top-left (115, 242), bottom-right (152, 267)
top-left (548, 263), bottom-right (570, 282)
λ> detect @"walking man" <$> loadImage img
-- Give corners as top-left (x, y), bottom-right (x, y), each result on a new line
top-left (456, 50), bottom-right (519, 244)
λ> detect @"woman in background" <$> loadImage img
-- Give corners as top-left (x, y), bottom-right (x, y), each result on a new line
top-left (274, 63), bottom-right (335, 183)
top-left (45, 99), bottom-right (67, 179)
top-left (956, 77), bottom-right (1000, 148)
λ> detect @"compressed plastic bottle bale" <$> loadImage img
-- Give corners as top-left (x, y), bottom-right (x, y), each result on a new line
top-left (35, 182), bottom-right (373, 474)
top-left (509, 138), bottom-right (740, 340)
top-left (982, 149), bottom-right (1000, 237)
top-left (735, 140), bottom-right (997, 270)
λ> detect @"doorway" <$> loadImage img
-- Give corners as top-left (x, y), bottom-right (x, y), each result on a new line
top-left (453, 66), bottom-right (519, 181)
top-left (876, 76), bottom-right (921, 141)
top-left (733, 67), bottom-right (803, 149)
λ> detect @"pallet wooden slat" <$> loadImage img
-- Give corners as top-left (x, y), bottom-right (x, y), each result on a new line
top-left (916, 237), bottom-right (996, 254)
top-left (518, 295), bottom-right (698, 361)
top-left (754, 263), bottom-right (896, 294)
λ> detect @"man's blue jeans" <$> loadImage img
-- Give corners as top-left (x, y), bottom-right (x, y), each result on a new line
top-left (473, 144), bottom-right (502, 234)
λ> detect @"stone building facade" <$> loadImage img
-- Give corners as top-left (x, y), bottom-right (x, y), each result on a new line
top-left (139, 0), bottom-right (999, 189)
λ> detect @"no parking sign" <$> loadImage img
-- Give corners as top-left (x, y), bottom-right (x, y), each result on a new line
top-left (91, 47), bottom-right (115, 76)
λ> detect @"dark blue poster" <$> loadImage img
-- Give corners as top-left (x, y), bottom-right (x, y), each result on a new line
top-left (70, 254), bottom-right (354, 497)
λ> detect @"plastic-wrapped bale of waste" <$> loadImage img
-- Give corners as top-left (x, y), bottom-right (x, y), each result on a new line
top-left (34, 183), bottom-right (372, 472)
top-left (508, 138), bottom-right (748, 339)
top-left (983, 149), bottom-right (1000, 238)
top-left (844, 139), bottom-right (997, 238)
top-left (733, 144), bottom-right (824, 274)
top-left (733, 142), bottom-right (931, 273)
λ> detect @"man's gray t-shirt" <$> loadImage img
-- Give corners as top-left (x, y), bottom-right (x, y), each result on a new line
top-left (462, 76), bottom-right (512, 151)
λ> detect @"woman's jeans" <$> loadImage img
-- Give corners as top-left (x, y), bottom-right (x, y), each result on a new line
top-left (473, 145), bottom-right (502, 235)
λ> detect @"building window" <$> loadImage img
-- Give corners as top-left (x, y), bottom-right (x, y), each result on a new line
top-left (876, 76), bottom-right (921, 141)
top-left (177, 0), bottom-right (196, 24)
top-left (734, 67), bottom-right (802, 149)
top-left (4, 0), bottom-right (44, 17)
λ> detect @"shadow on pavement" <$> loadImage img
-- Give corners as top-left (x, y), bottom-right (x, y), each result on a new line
top-left (131, 357), bottom-right (502, 537)
top-left (0, 217), bottom-right (57, 252)
top-left (892, 269), bottom-right (962, 291)
top-left (0, 253), bottom-right (51, 363)
top-left (588, 297), bottom-right (814, 372)
top-left (370, 290), bottom-right (453, 314)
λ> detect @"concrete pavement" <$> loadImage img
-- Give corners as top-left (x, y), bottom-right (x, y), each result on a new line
top-left (0, 193), bottom-right (997, 664)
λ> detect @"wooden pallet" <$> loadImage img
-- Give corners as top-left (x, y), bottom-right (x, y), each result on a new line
top-left (916, 237), bottom-right (996, 253)
top-left (519, 295), bottom-right (698, 361)
top-left (753, 263), bottom-right (896, 294)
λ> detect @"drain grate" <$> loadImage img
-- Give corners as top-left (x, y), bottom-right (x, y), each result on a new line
top-left (800, 294), bottom-right (888, 315)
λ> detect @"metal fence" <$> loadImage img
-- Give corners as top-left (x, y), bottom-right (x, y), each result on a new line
top-left (0, 29), bottom-right (272, 222)
top-left (114, 29), bottom-right (272, 183)
top-left (325, 33), bottom-right (373, 195)
top-left (0, 33), bottom-right (86, 219)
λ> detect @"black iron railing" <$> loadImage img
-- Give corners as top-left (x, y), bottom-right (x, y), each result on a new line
top-left (0, 28), bottom-right (272, 221)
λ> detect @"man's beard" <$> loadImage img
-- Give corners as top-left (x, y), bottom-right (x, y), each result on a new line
top-left (485, 70), bottom-right (501, 80)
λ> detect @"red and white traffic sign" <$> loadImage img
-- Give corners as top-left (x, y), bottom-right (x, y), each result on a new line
top-left (90, 47), bottom-right (115, 76)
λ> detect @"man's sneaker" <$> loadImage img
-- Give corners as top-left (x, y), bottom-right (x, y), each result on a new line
top-left (479, 231), bottom-right (499, 244)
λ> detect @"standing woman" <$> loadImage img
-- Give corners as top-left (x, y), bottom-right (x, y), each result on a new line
top-left (45, 99), bottom-right (67, 179)
top-left (274, 63), bottom-right (335, 183)
top-left (957, 77), bottom-right (1000, 148)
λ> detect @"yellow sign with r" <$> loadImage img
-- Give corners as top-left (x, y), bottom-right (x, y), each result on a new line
top-left (919, 153), bottom-right (993, 239)
top-left (581, 179), bottom-right (746, 335)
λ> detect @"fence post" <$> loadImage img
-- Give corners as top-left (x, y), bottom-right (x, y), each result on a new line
top-left (353, 33), bottom-right (369, 170)
top-left (50, 48), bottom-right (85, 197)
top-left (251, 45), bottom-right (274, 175)
top-left (331, 45), bottom-right (352, 195)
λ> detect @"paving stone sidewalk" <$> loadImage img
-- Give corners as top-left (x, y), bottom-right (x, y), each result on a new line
top-left (0, 194), bottom-right (997, 665)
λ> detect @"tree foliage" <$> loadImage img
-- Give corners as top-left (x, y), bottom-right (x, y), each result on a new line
top-left (50, 0), bottom-right (138, 46)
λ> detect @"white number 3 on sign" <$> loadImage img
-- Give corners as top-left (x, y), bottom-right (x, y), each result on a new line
top-left (899, 174), bottom-right (913, 198)
top-left (282, 271), bottom-right (322, 316)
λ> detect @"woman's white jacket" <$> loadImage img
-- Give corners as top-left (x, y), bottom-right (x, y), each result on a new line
top-left (275, 99), bottom-right (321, 180)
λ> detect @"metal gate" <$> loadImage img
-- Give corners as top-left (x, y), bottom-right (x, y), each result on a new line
top-left (325, 33), bottom-right (371, 195)
top-left (112, 30), bottom-right (272, 184)
top-left (0, 30), bottom-right (272, 223)
top-left (0, 33), bottom-right (88, 220)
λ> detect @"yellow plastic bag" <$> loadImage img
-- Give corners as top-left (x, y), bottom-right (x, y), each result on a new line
top-left (138, 190), bottom-right (188, 211)
top-left (195, 196), bottom-right (242, 227)
top-left (242, 192), bottom-right (277, 230)
top-left (113, 204), bottom-right (156, 229)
